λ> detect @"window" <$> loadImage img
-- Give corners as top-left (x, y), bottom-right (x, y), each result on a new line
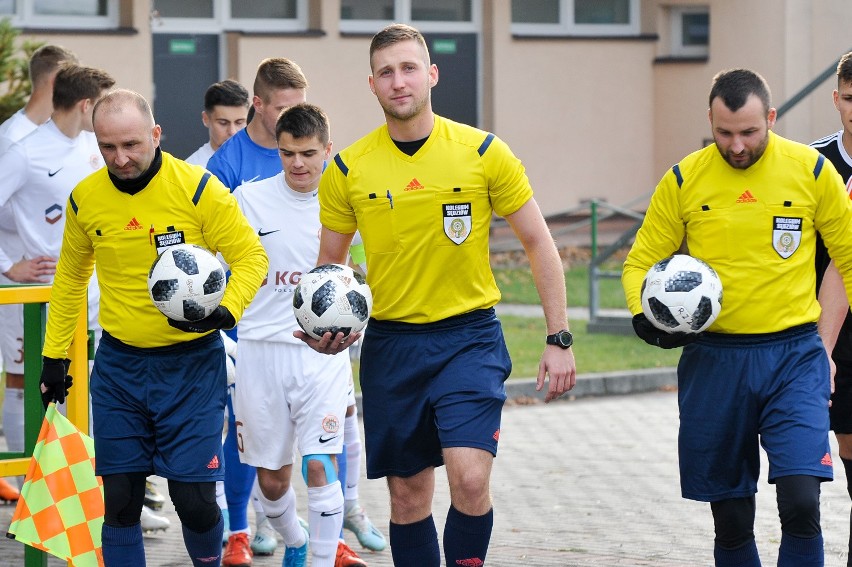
top-left (340, 0), bottom-right (478, 33)
top-left (0, 0), bottom-right (118, 28)
top-left (230, 0), bottom-right (297, 20)
top-left (511, 0), bottom-right (640, 36)
top-left (154, 0), bottom-right (213, 19)
top-left (152, 0), bottom-right (305, 33)
top-left (669, 6), bottom-right (709, 57)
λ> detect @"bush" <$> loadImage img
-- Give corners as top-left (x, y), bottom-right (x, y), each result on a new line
top-left (0, 19), bottom-right (42, 123)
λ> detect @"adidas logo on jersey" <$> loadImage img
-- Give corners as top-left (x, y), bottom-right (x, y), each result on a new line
top-left (404, 178), bottom-right (425, 192)
top-left (207, 455), bottom-right (220, 469)
top-left (124, 217), bottom-right (144, 230)
top-left (736, 190), bottom-right (757, 203)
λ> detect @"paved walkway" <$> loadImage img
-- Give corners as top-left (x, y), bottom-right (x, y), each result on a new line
top-left (3, 387), bottom-right (852, 566)
top-left (2, 305), bottom-right (848, 566)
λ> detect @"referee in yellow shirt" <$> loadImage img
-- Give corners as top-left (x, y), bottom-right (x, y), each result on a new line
top-left (297, 23), bottom-right (576, 567)
top-left (39, 89), bottom-right (267, 566)
top-left (623, 69), bottom-right (852, 567)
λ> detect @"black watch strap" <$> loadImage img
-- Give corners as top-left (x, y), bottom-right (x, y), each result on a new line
top-left (546, 329), bottom-right (573, 349)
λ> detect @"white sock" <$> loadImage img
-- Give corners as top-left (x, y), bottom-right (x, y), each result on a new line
top-left (308, 481), bottom-right (344, 567)
top-left (2, 387), bottom-right (24, 488)
top-left (215, 480), bottom-right (227, 510)
top-left (256, 485), bottom-right (305, 547)
top-left (2, 387), bottom-right (24, 452)
top-left (344, 411), bottom-right (361, 505)
top-left (251, 475), bottom-right (265, 519)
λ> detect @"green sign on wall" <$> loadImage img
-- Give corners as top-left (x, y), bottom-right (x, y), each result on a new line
top-left (432, 39), bottom-right (457, 54)
top-left (169, 38), bottom-right (196, 55)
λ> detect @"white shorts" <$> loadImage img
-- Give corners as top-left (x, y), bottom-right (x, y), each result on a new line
top-left (234, 339), bottom-right (350, 470)
top-left (0, 298), bottom-right (23, 373)
top-left (347, 365), bottom-right (356, 407)
top-left (0, 273), bottom-right (101, 373)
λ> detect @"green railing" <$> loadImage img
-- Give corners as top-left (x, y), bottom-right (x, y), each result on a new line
top-left (0, 285), bottom-right (90, 567)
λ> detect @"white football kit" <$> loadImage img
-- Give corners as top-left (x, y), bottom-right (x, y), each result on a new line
top-left (0, 108), bottom-right (38, 142)
top-left (0, 110), bottom-right (40, 373)
top-left (0, 122), bottom-right (103, 371)
top-left (185, 142), bottom-right (214, 168)
top-left (232, 172), bottom-right (349, 468)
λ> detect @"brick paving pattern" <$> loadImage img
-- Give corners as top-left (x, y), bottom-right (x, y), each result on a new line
top-left (1, 390), bottom-right (850, 566)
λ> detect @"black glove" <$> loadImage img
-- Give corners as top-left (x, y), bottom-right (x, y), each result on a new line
top-left (168, 306), bottom-right (235, 333)
top-left (632, 313), bottom-right (698, 349)
top-left (40, 357), bottom-right (73, 409)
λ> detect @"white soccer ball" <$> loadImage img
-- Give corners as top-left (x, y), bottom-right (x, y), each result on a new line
top-left (293, 264), bottom-right (372, 340)
top-left (147, 243), bottom-right (226, 322)
top-left (640, 254), bottom-right (722, 334)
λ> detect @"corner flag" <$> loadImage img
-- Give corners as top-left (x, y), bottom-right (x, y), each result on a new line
top-left (6, 402), bottom-right (104, 566)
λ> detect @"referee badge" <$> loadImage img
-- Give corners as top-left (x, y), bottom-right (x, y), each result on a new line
top-left (443, 202), bottom-right (471, 245)
top-left (772, 216), bottom-right (802, 259)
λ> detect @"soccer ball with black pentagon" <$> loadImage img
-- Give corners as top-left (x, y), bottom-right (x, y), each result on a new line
top-left (293, 264), bottom-right (372, 340)
top-left (641, 254), bottom-right (722, 334)
top-left (147, 243), bottom-right (226, 322)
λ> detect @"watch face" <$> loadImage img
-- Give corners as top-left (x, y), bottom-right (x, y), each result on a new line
top-left (548, 330), bottom-right (572, 348)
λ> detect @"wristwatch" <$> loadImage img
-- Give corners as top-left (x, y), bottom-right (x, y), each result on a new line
top-left (546, 329), bottom-right (573, 349)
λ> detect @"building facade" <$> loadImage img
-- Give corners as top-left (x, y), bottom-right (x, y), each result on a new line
top-left (6, 0), bottom-right (852, 216)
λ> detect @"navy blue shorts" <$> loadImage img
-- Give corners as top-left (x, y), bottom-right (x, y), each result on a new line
top-left (90, 331), bottom-right (227, 481)
top-left (359, 308), bottom-right (512, 479)
top-left (677, 324), bottom-right (832, 502)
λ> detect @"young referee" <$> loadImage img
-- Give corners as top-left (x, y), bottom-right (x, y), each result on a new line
top-left (297, 23), bottom-right (576, 567)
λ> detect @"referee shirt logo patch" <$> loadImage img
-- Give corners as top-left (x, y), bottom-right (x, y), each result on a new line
top-left (443, 202), bottom-right (471, 245)
top-left (772, 216), bottom-right (801, 259)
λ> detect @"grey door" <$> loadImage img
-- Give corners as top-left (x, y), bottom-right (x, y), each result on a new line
top-left (152, 34), bottom-right (219, 159)
top-left (424, 32), bottom-right (477, 127)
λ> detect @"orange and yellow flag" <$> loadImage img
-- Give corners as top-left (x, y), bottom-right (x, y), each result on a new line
top-left (6, 402), bottom-right (104, 566)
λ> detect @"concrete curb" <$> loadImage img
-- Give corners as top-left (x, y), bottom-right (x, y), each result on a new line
top-left (503, 366), bottom-right (678, 400)
top-left (354, 367), bottom-right (678, 412)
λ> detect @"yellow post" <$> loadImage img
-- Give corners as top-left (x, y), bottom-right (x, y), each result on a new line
top-left (0, 285), bottom-right (90, 477)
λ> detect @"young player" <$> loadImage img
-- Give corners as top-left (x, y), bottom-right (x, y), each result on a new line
top-left (181, 76), bottom-right (277, 554)
top-left (39, 89), bottom-right (268, 566)
top-left (298, 24), bottom-right (575, 567)
top-left (812, 51), bottom-right (852, 567)
top-left (623, 68), bottom-right (852, 566)
top-left (208, 58), bottom-right (379, 566)
top-left (0, 65), bottom-right (114, 327)
top-left (207, 57), bottom-right (309, 567)
top-left (0, 44), bottom-right (78, 503)
top-left (185, 79), bottom-right (250, 167)
top-left (206, 58), bottom-right (307, 189)
top-left (232, 102), bottom-right (367, 567)
top-left (0, 44), bottom-right (78, 141)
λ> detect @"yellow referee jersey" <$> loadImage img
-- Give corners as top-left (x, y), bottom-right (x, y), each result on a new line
top-left (623, 131), bottom-right (852, 334)
top-left (43, 152), bottom-right (267, 355)
top-left (320, 115), bottom-right (532, 323)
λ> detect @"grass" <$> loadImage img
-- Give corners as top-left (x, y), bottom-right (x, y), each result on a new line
top-left (493, 262), bottom-right (628, 309)
top-left (350, 263), bottom-right (680, 387)
top-left (499, 316), bottom-right (680, 379)
top-left (350, 316), bottom-right (680, 388)
top-left (492, 263), bottom-right (680, 379)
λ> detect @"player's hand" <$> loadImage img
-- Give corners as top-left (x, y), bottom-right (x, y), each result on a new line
top-left (40, 357), bottom-right (73, 409)
top-left (537, 346), bottom-right (577, 403)
top-left (4, 256), bottom-right (56, 283)
top-left (293, 329), bottom-right (361, 355)
top-left (168, 306), bottom-right (235, 333)
top-left (632, 313), bottom-right (698, 349)
top-left (829, 356), bottom-right (836, 408)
